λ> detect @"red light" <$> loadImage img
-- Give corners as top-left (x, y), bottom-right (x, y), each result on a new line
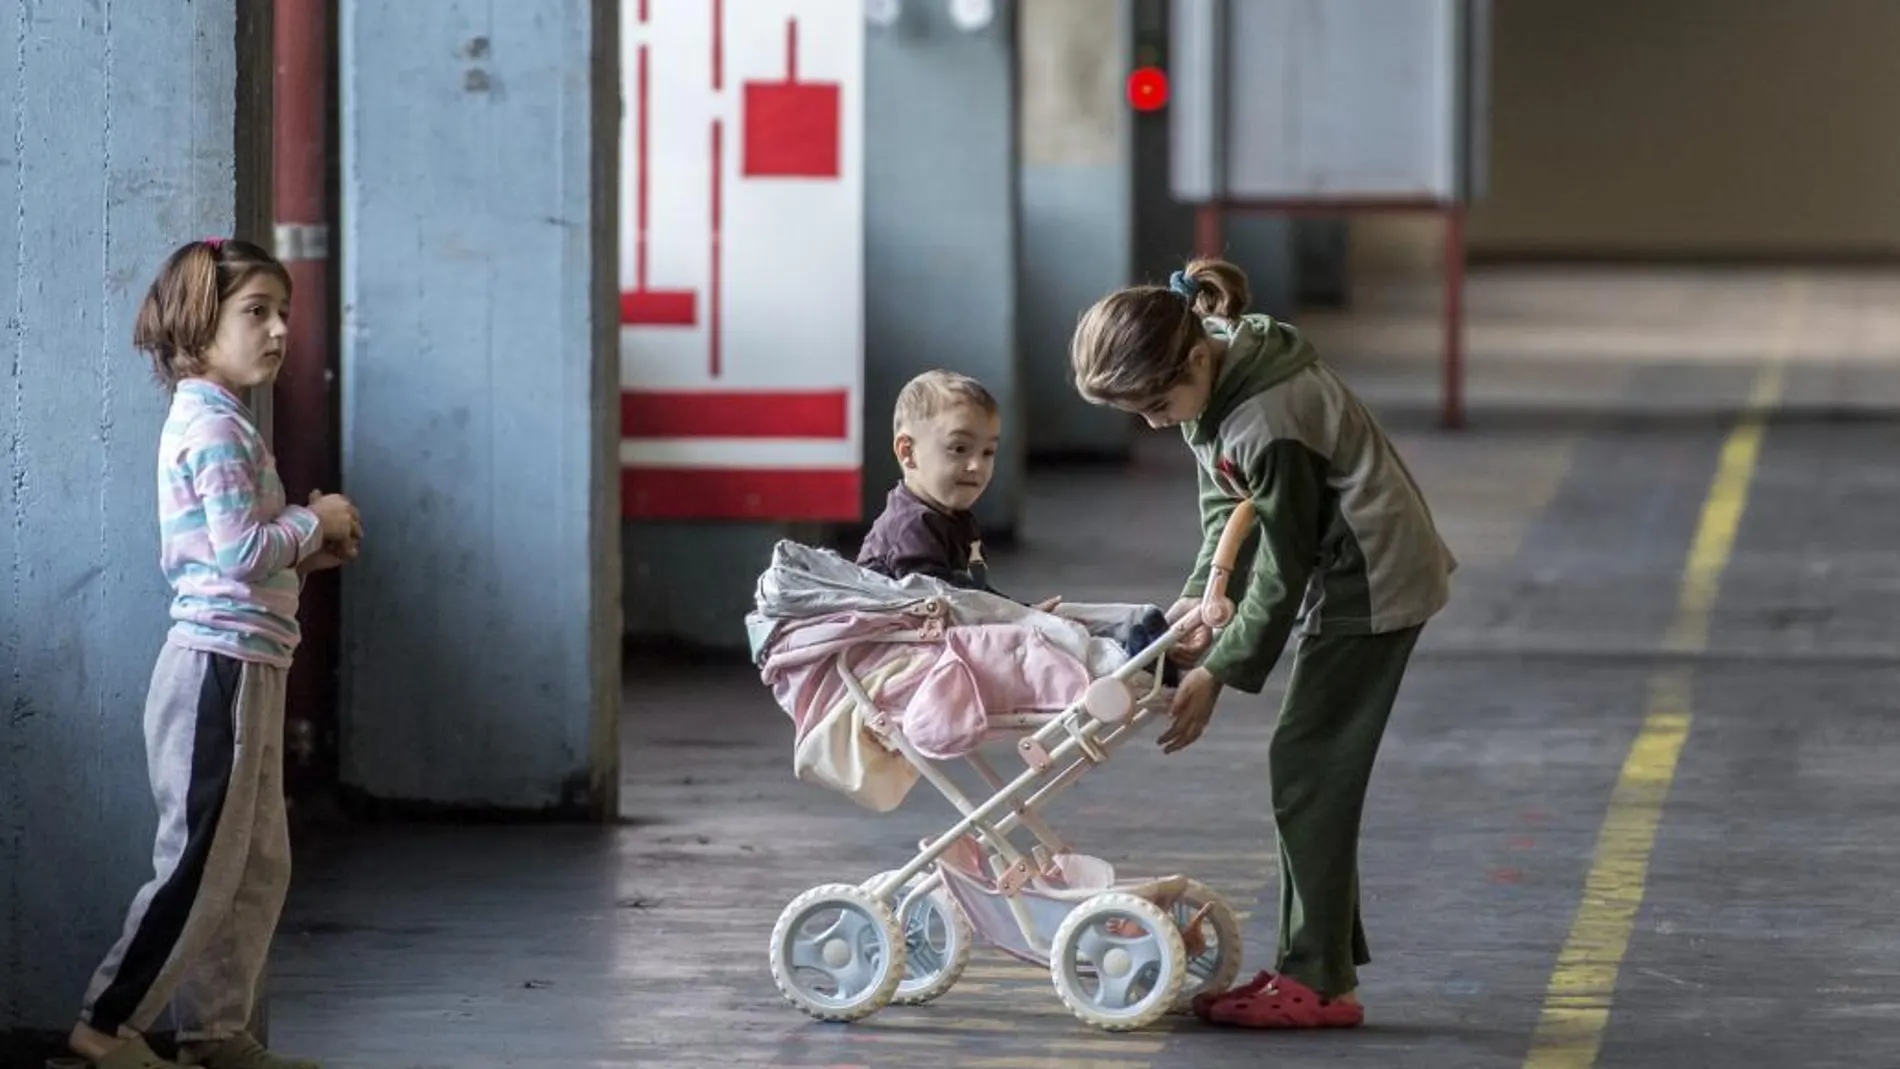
top-left (1126, 66), bottom-right (1169, 112)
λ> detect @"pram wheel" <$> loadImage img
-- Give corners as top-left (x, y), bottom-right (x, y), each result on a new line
top-left (769, 883), bottom-right (907, 1022)
top-left (864, 869), bottom-right (974, 1006)
top-left (1048, 891), bottom-right (1188, 1031)
top-left (1160, 879), bottom-right (1244, 1014)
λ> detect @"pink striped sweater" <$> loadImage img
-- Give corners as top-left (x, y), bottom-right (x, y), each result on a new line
top-left (159, 380), bottom-right (323, 667)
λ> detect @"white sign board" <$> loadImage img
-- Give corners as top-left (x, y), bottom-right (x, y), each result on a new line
top-left (1171, 0), bottom-right (1488, 202)
top-left (619, 0), bottom-right (864, 520)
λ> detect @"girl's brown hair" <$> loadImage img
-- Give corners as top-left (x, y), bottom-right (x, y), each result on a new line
top-left (132, 238), bottom-right (292, 390)
top-left (1070, 258), bottom-right (1250, 406)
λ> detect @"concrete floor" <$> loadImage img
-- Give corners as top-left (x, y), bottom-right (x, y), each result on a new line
top-left (266, 268), bottom-right (1900, 1068)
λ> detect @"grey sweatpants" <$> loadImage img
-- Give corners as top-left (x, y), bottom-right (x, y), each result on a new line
top-left (81, 642), bottom-right (291, 1041)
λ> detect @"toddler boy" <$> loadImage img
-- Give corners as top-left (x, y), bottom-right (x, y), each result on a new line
top-left (857, 371), bottom-right (1174, 674)
top-left (857, 369), bottom-right (1020, 596)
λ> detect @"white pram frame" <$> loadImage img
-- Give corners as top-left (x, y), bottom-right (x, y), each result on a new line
top-left (767, 502), bottom-right (1259, 1032)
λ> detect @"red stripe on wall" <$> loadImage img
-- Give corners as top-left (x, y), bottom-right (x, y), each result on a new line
top-left (622, 467), bottom-right (860, 521)
top-left (621, 389), bottom-right (849, 439)
top-left (620, 290), bottom-right (697, 326)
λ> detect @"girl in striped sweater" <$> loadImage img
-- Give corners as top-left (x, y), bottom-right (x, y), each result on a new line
top-left (70, 238), bottom-right (361, 1069)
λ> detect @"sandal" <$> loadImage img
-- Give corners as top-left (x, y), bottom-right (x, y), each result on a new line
top-left (1190, 968), bottom-right (1276, 1018)
top-left (1202, 973), bottom-right (1364, 1029)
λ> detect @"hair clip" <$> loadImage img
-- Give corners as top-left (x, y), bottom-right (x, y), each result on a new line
top-left (203, 236), bottom-right (225, 251)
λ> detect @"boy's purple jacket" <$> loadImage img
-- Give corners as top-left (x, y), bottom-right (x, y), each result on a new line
top-left (855, 483), bottom-right (997, 593)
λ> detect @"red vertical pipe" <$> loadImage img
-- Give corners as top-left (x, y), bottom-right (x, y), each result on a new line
top-left (272, 0), bottom-right (338, 790)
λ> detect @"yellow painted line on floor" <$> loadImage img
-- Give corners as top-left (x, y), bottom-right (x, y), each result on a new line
top-left (1664, 361), bottom-right (1786, 655)
top-left (1522, 285), bottom-right (1800, 1069)
top-left (1521, 693), bottom-right (1692, 1069)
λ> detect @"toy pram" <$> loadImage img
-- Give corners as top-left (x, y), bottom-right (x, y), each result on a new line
top-left (746, 503), bottom-right (1259, 1032)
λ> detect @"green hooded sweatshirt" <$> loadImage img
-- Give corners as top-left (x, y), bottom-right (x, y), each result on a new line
top-left (1181, 313), bottom-right (1456, 693)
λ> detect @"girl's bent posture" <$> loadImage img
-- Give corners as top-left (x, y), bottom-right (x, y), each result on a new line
top-left (1069, 259), bottom-right (1455, 1028)
top-left (70, 239), bottom-right (361, 1069)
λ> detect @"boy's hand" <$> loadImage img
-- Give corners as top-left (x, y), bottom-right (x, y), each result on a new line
top-left (1157, 667), bottom-right (1223, 754)
top-left (1033, 596), bottom-right (1062, 613)
top-left (1165, 597), bottom-right (1213, 662)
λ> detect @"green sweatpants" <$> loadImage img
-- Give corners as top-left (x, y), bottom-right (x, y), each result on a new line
top-left (1267, 623), bottom-right (1422, 998)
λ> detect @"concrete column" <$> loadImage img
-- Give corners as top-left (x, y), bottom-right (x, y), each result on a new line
top-left (1, 0), bottom-right (251, 1051)
top-left (1016, 0), bottom-right (1134, 462)
top-left (336, 1), bottom-right (621, 815)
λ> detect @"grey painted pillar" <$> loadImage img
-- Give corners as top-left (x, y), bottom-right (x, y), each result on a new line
top-left (337, 2), bottom-right (621, 816)
top-left (1130, 71), bottom-right (1195, 280)
top-left (1, 0), bottom-right (251, 1047)
top-left (863, 1), bottom-right (1022, 536)
top-left (1016, 0), bottom-right (1133, 462)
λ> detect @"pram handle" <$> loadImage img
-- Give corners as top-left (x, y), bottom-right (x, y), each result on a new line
top-left (1199, 498), bottom-right (1257, 629)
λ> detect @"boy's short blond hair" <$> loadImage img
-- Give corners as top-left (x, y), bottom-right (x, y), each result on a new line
top-left (892, 369), bottom-right (999, 437)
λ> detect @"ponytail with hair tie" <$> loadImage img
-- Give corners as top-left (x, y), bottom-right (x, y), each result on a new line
top-left (1168, 270), bottom-right (1201, 302)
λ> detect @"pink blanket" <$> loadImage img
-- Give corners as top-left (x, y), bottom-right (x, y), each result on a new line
top-left (760, 607), bottom-right (1093, 761)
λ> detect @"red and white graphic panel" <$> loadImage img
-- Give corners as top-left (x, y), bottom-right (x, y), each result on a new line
top-left (619, 0), bottom-right (864, 521)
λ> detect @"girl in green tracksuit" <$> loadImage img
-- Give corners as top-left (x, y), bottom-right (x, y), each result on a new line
top-left (1068, 258), bottom-right (1456, 1029)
